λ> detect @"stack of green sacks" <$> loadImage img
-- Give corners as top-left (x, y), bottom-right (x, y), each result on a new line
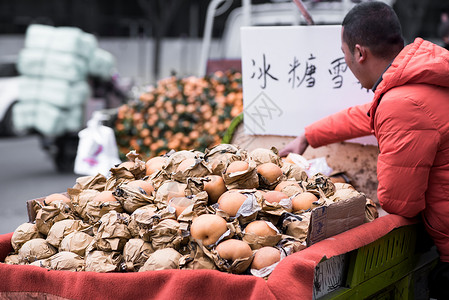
top-left (14, 24), bottom-right (115, 137)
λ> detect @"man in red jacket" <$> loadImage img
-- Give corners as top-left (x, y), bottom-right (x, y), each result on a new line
top-left (279, 1), bottom-right (449, 298)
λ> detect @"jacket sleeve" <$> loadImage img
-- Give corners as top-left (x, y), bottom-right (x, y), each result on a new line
top-left (375, 95), bottom-right (439, 218)
top-left (304, 102), bottom-right (373, 148)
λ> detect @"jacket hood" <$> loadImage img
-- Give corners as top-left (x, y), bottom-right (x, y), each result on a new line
top-left (369, 38), bottom-right (449, 128)
top-left (378, 38), bottom-right (449, 94)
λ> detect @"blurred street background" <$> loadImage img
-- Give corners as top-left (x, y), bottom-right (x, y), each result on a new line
top-left (0, 135), bottom-right (79, 234)
top-left (1, 0), bottom-right (448, 235)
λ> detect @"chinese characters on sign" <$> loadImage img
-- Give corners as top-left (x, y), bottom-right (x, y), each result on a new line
top-left (250, 53), bottom-right (357, 90)
top-left (241, 25), bottom-right (374, 137)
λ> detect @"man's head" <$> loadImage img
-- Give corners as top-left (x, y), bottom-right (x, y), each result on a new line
top-left (342, 1), bottom-right (404, 59)
top-left (341, 1), bottom-right (404, 89)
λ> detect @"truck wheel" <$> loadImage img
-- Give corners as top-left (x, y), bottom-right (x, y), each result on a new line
top-left (0, 101), bottom-right (28, 137)
top-left (53, 133), bottom-right (80, 173)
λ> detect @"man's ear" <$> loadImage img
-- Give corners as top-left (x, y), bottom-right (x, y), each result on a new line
top-left (354, 44), bottom-right (367, 63)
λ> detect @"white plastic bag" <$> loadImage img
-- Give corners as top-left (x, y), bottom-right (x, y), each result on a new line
top-left (74, 111), bottom-right (121, 176)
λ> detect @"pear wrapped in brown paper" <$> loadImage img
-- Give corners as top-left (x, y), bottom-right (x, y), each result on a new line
top-left (277, 235), bottom-right (307, 254)
top-left (148, 219), bottom-right (183, 250)
top-left (305, 173), bottom-right (336, 198)
top-left (46, 219), bottom-right (91, 248)
top-left (223, 160), bottom-right (259, 190)
top-left (162, 150), bottom-right (202, 174)
top-left (139, 248), bottom-right (182, 271)
top-left (48, 251), bottom-right (85, 271)
top-left (274, 180), bottom-right (304, 197)
top-left (282, 162), bottom-right (309, 182)
top-left (172, 157), bottom-right (212, 182)
top-left (127, 205), bottom-right (160, 241)
top-left (204, 144), bottom-right (247, 175)
top-left (212, 239), bottom-right (254, 274)
top-left (92, 211), bottom-right (132, 252)
top-left (72, 173), bottom-right (107, 191)
top-left (34, 251), bottom-right (85, 272)
top-left (281, 211), bottom-right (311, 243)
top-left (35, 203), bottom-right (74, 235)
top-left (330, 186), bottom-right (362, 202)
top-left (84, 250), bottom-right (122, 273)
top-left (85, 191), bottom-right (124, 223)
top-left (59, 231), bottom-right (94, 257)
top-left (154, 180), bottom-right (188, 209)
top-left (249, 147), bottom-right (283, 167)
top-left (105, 151), bottom-right (147, 190)
top-left (67, 188), bottom-right (100, 221)
top-left (242, 220), bottom-right (283, 250)
top-left (214, 190), bottom-right (261, 225)
top-left (121, 238), bottom-right (155, 272)
top-left (256, 162), bottom-right (286, 190)
top-left (115, 180), bottom-right (154, 214)
top-left (4, 254), bottom-right (20, 265)
top-left (18, 238), bottom-right (57, 264)
top-left (171, 192), bottom-right (209, 222)
top-left (11, 222), bottom-right (43, 252)
top-left (179, 241), bottom-right (218, 270)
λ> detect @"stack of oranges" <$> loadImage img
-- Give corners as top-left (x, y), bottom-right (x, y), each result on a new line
top-left (114, 70), bottom-right (244, 160)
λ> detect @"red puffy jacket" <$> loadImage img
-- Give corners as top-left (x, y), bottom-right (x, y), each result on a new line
top-left (305, 38), bottom-right (449, 262)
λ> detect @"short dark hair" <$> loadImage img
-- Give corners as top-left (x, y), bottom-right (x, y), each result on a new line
top-left (342, 1), bottom-right (404, 59)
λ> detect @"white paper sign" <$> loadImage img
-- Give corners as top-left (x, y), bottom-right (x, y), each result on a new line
top-left (241, 25), bottom-right (374, 138)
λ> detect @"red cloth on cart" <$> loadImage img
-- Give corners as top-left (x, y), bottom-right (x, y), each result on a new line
top-left (0, 214), bottom-right (417, 300)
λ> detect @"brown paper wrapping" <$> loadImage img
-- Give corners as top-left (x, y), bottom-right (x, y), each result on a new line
top-left (72, 173), bottom-right (107, 191)
top-left (172, 158), bottom-right (212, 182)
top-left (211, 246), bottom-right (254, 274)
top-left (148, 168), bottom-right (171, 191)
top-left (59, 231), bottom-right (94, 257)
top-left (4, 254), bottom-right (20, 265)
top-left (128, 205), bottom-right (160, 240)
top-left (174, 192), bottom-right (209, 222)
top-left (85, 200), bottom-right (124, 224)
top-left (223, 160), bottom-right (259, 190)
top-left (330, 188), bottom-right (362, 202)
top-left (184, 177), bottom-right (206, 196)
top-left (281, 212), bottom-right (311, 243)
top-left (84, 250), bottom-right (123, 273)
top-left (204, 144), bottom-right (247, 175)
top-left (139, 248), bottom-right (182, 271)
top-left (277, 236), bottom-right (307, 253)
top-left (93, 211), bottom-right (132, 252)
top-left (47, 251), bottom-right (85, 271)
top-left (154, 180), bottom-right (188, 209)
top-left (46, 219), bottom-right (91, 248)
top-left (242, 221), bottom-right (282, 250)
top-left (11, 223), bottom-right (43, 252)
top-left (121, 238), bottom-right (155, 272)
top-left (68, 188), bottom-right (100, 221)
top-left (18, 238), bottom-right (57, 264)
top-left (105, 152), bottom-right (147, 190)
top-left (365, 198), bottom-right (379, 222)
top-left (35, 204), bottom-right (73, 235)
top-left (304, 173), bottom-right (336, 198)
top-left (163, 150), bottom-right (201, 174)
top-left (115, 183), bottom-right (154, 214)
top-left (148, 219), bottom-right (183, 250)
top-left (179, 241), bottom-right (217, 270)
top-left (248, 147), bottom-right (282, 167)
top-left (276, 181), bottom-right (304, 197)
top-left (282, 163), bottom-right (309, 182)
